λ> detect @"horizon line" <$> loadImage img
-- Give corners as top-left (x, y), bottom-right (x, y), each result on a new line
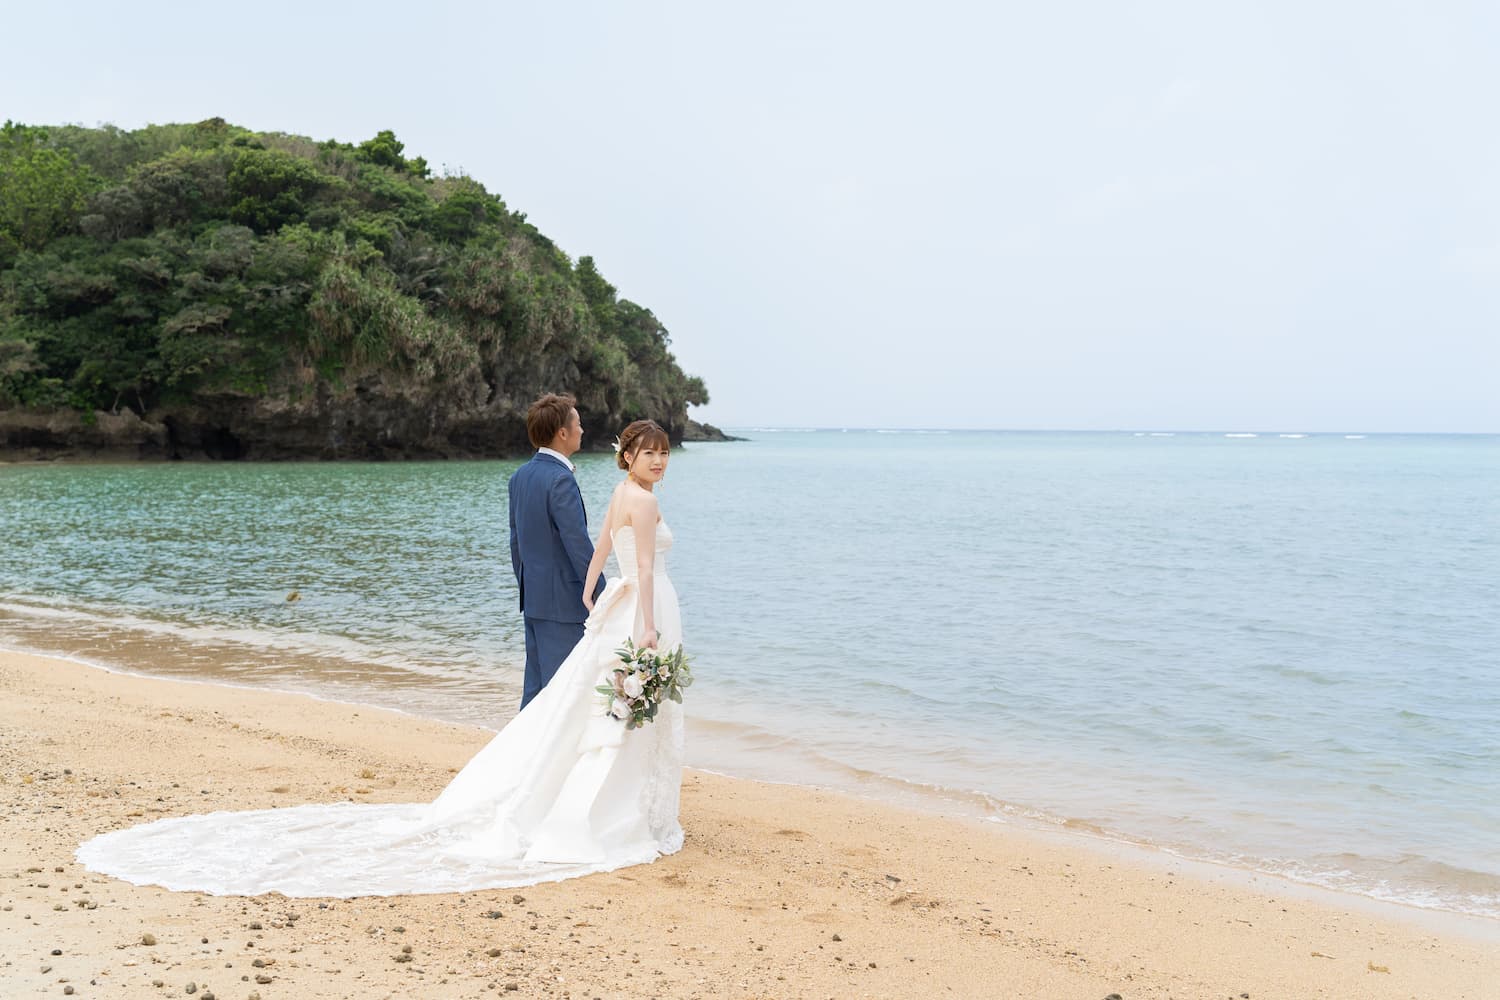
top-left (707, 425), bottom-right (1500, 436)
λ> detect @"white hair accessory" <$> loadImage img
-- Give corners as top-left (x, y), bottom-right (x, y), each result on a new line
top-left (611, 436), bottom-right (622, 454)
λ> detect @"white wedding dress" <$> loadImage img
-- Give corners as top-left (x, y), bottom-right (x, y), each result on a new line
top-left (76, 522), bottom-right (684, 897)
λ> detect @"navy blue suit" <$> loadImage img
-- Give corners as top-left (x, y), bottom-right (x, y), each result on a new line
top-left (508, 452), bottom-right (606, 708)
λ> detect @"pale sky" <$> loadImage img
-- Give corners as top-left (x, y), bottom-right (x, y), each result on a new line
top-left (6, 1), bottom-right (1498, 432)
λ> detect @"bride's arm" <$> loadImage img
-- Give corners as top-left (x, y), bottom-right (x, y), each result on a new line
top-left (629, 493), bottom-right (660, 648)
top-left (582, 495), bottom-right (616, 613)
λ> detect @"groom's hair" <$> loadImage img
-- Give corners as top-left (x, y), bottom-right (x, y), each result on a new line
top-left (527, 393), bottom-right (577, 448)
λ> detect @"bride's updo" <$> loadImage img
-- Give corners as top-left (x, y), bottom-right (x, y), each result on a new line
top-left (615, 419), bottom-right (671, 470)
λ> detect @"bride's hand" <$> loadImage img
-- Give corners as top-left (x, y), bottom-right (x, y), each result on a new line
top-left (639, 627), bottom-right (659, 650)
top-left (582, 594), bottom-right (594, 613)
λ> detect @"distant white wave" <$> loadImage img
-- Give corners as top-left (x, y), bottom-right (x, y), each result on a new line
top-left (1224, 433), bottom-right (1258, 438)
top-left (1279, 434), bottom-right (1307, 439)
top-left (1345, 434), bottom-right (1367, 440)
top-left (1149, 432), bottom-right (1176, 437)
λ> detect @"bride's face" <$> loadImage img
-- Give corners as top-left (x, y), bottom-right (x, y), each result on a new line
top-left (627, 445), bottom-right (669, 485)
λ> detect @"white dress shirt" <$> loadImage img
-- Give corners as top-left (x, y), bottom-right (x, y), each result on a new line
top-left (537, 447), bottom-right (576, 473)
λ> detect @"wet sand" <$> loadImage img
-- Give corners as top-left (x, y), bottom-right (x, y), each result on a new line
top-left (2, 647), bottom-right (1496, 998)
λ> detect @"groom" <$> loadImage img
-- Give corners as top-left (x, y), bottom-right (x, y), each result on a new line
top-left (509, 393), bottom-right (606, 709)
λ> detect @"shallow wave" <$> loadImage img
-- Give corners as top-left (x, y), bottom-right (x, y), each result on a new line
top-left (0, 597), bottom-right (511, 680)
top-left (0, 601), bottom-right (521, 730)
top-left (964, 821), bottom-right (1500, 920)
top-left (1246, 854), bottom-right (1500, 920)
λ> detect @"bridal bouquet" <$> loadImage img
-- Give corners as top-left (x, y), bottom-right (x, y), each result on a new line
top-left (596, 639), bottom-right (693, 730)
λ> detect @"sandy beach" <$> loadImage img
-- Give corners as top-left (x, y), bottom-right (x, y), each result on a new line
top-left (1, 647), bottom-right (1495, 999)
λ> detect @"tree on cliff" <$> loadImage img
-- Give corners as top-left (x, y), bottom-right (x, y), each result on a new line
top-left (0, 119), bottom-right (707, 457)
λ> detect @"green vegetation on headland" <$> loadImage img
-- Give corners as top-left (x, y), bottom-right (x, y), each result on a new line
top-left (0, 118), bottom-right (721, 459)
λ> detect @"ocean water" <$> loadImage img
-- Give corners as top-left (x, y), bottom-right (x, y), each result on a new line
top-left (2, 430), bottom-right (1497, 919)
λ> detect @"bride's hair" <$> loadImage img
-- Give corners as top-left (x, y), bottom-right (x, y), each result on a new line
top-left (616, 419), bottom-right (671, 470)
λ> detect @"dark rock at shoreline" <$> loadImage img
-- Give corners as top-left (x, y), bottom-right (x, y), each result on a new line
top-left (0, 408), bottom-right (168, 461)
top-left (0, 391), bottom-right (720, 462)
top-left (681, 418), bottom-right (744, 443)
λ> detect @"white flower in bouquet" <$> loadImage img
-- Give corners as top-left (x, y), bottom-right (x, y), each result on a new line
top-left (596, 639), bottom-right (695, 730)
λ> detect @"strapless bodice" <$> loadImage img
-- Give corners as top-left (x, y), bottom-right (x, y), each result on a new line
top-left (611, 520), bottom-right (672, 581)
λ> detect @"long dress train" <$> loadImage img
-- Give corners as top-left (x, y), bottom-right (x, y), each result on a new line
top-left (75, 522), bottom-right (684, 897)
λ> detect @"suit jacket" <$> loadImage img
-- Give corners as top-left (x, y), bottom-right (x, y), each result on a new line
top-left (508, 453), bottom-right (604, 623)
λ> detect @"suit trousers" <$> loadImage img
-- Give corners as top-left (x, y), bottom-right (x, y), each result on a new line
top-left (521, 617), bottom-right (586, 710)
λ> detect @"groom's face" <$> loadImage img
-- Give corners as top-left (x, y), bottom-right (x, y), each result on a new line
top-left (556, 408), bottom-right (584, 456)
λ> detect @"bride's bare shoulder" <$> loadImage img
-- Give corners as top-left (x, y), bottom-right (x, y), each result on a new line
top-left (617, 483), bottom-right (659, 527)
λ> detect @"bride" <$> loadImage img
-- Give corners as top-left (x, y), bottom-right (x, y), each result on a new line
top-left (76, 420), bottom-right (685, 897)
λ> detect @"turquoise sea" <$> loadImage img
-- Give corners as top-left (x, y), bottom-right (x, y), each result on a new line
top-left (2, 430), bottom-right (1497, 918)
